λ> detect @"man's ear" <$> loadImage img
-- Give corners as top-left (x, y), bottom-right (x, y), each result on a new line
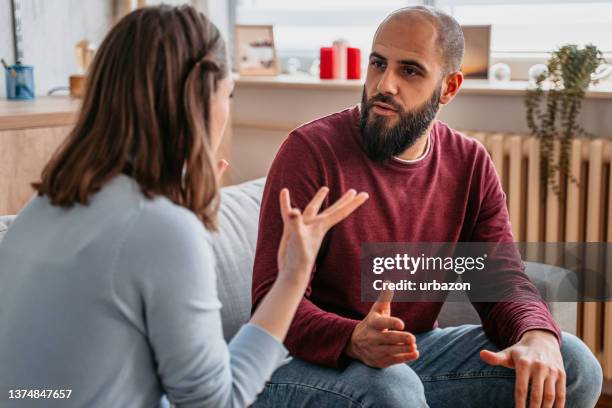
top-left (439, 71), bottom-right (463, 105)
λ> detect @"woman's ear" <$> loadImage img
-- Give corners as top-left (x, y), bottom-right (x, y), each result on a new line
top-left (439, 71), bottom-right (464, 105)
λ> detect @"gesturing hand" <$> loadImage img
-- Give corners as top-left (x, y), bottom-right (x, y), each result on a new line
top-left (344, 288), bottom-right (419, 368)
top-left (480, 330), bottom-right (565, 408)
top-left (276, 187), bottom-right (369, 287)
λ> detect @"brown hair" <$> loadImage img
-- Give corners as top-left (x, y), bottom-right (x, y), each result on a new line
top-left (33, 5), bottom-right (227, 230)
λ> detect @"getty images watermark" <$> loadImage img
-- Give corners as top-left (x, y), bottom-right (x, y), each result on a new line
top-left (360, 242), bottom-right (612, 302)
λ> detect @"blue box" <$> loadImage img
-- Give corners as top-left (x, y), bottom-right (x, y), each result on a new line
top-left (5, 64), bottom-right (35, 100)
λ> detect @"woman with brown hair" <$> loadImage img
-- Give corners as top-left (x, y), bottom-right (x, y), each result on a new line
top-left (0, 5), bottom-right (367, 407)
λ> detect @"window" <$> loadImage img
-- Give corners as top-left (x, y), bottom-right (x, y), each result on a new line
top-left (235, 0), bottom-right (612, 76)
top-left (236, 0), bottom-right (423, 60)
top-left (438, 1), bottom-right (612, 55)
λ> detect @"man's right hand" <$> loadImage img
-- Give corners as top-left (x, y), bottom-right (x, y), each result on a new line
top-left (344, 288), bottom-right (419, 368)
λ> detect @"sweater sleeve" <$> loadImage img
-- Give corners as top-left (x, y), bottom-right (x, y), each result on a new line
top-left (467, 146), bottom-right (562, 348)
top-left (112, 204), bottom-right (288, 408)
top-left (252, 131), bottom-right (360, 369)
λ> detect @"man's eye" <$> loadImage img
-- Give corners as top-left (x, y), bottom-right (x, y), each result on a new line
top-left (402, 67), bottom-right (418, 76)
top-left (371, 60), bottom-right (385, 70)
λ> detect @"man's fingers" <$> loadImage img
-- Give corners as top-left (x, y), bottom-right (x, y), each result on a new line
top-left (371, 287), bottom-right (394, 315)
top-left (369, 315), bottom-right (404, 331)
top-left (379, 330), bottom-right (415, 345)
top-left (542, 376), bottom-right (556, 408)
top-left (554, 371), bottom-right (566, 408)
top-left (303, 186), bottom-right (329, 218)
top-left (528, 363), bottom-right (547, 408)
top-left (514, 358), bottom-right (531, 408)
top-left (480, 349), bottom-right (513, 369)
top-left (376, 343), bottom-right (417, 355)
top-left (279, 188), bottom-right (291, 222)
top-left (376, 286), bottom-right (394, 304)
top-left (320, 192), bottom-right (369, 228)
top-left (382, 351), bottom-right (420, 366)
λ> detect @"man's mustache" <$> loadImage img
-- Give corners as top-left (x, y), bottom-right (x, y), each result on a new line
top-left (366, 94), bottom-right (404, 113)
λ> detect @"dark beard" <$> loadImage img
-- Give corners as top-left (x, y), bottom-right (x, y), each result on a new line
top-left (359, 86), bottom-right (441, 162)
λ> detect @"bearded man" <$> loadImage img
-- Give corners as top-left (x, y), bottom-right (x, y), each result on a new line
top-left (251, 6), bottom-right (602, 407)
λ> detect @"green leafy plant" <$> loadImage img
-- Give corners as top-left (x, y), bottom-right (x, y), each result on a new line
top-left (525, 44), bottom-right (605, 199)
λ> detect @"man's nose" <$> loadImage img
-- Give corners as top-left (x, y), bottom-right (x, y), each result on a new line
top-left (376, 69), bottom-right (399, 96)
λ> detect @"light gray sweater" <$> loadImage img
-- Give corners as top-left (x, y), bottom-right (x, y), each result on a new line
top-left (0, 175), bottom-right (287, 407)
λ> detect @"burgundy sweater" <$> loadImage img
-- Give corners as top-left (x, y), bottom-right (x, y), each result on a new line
top-left (252, 106), bottom-right (561, 369)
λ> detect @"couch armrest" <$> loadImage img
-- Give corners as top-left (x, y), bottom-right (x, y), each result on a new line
top-left (438, 262), bottom-right (578, 335)
top-left (524, 261), bottom-right (577, 335)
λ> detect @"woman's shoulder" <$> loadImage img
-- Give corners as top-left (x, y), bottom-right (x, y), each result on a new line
top-left (112, 174), bottom-right (207, 234)
top-left (112, 176), bottom-right (218, 305)
top-left (110, 175), bottom-right (214, 273)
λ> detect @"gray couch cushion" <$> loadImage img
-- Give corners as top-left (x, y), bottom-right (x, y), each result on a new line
top-left (437, 262), bottom-right (577, 331)
top-left (0, 215), bottom-right (15, 242)
top-left (212, 178), bottom-right (266, 341)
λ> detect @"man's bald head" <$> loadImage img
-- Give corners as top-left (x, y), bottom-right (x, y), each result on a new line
top-left (375, 6), bottom-right (464, 75)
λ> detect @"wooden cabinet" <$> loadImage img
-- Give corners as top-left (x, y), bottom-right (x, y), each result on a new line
top-left (0, 125), bottom-right (73, 214)
top-left (0, 97), bottom-right (79, 215)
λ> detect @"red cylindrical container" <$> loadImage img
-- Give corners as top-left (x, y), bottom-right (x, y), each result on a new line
top-left (347, 47), bottom-right (361, 80)
top-left (320, 47), bottom-right (334, 79)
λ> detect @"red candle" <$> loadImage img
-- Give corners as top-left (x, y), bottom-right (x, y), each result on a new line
top-left (347, 47), bottom-right (361, 80)
top-left (320, 47), bottom-right (334, 79)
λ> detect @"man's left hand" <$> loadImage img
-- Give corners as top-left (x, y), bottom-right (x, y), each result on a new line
top-left (480, 330), bottom-right (565, 408)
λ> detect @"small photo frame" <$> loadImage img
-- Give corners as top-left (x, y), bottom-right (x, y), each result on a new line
top-left (461, 25), bottom-right (491, 79)
top-left (235, 24), bottom-right (279, 76)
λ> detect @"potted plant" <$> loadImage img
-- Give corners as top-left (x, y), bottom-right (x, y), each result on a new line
top-left (525, 44), bottom-right (605, 199)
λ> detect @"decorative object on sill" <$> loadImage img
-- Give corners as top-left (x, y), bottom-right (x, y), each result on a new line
top-left (347, 47), bottom-right (361, 80)
top-left (528, 64), bottom-right (549, 85)
top-left (285, 57), bottom-right (302, 75)
top-left (69, 39), bottom-right (96, 98)
top-left (332, 39), bottom-right (348, 79)
top-left (319, 42), bottom-right (360, 80)
top-left (525, 44), bottom-right (605, 199)
top-left (319, 47), bottom-right (334, 79)
top-left (591, 63), bottom-right (612, 83)
top-left (235, 25), bottom-right (279, 76)
top-left (461, 25), bottom-right (491, 79)
top-left (309, 58), bottom-right (320, 77)
top-left (3, 60), bottom-right (35, 100)
top-left (489, 62), bottom-right (511, 82)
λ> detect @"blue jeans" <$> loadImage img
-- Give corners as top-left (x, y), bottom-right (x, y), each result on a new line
top-left (253, 325), bottom-right (602, 408)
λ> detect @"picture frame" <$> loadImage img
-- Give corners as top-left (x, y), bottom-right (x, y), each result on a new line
top-left (461, 25), bottom-right (491, 79)
top-left (235, 24), bottom-right (279, 76)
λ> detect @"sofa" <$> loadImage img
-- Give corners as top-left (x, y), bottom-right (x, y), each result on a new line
top-left (0, 178), bottom-right (577, 341)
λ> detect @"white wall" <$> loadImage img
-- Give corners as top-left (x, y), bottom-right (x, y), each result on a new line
top-left (0, 0), bottom-right (230, 97)
top-left (0, 0), bottom-right (113, 97)
top-left (0, 0), bottom-right (16, 95)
